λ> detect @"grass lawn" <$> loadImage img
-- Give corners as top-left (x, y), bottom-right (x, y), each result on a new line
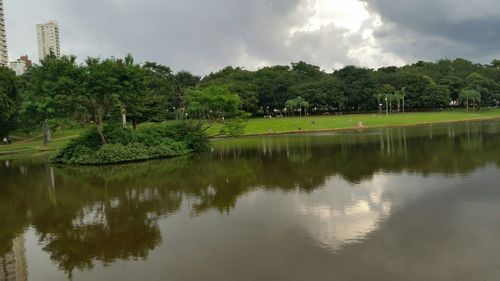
top-left (0, 128), bottom-right (83, 159)
top-left (208, 109), bottom-right (500, 136)
top-left (2, 109), bottom-right (500, 158)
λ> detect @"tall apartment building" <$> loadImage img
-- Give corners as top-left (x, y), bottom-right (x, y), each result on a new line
top-left (0, 0), bottom-right (8, 66)
top-left (37, 20), bottom-right (60, 60)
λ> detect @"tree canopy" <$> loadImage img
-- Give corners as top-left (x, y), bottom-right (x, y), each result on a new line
top-left (0, 67), bottom-right (21, 137)
top-left (3, 55), bottom-right (500, 138)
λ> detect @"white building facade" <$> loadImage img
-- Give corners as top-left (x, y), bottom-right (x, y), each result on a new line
top-left (9, 60), bottom-right (26, 76)
top-left (37, 20), bottom-right (60, 60)
top-left (8, 56), bottom-right (31, 76)
top-left (0, 0), bottom-right (8, 66)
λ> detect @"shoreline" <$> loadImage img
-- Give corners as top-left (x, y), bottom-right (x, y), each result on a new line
top-left (211, 115), bottom-right (500, 140)
top-left (2, 113), bottom-right (500, 159)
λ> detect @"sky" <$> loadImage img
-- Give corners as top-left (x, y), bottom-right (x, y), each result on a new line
top-left (4, 0), bottom-right (500, 75)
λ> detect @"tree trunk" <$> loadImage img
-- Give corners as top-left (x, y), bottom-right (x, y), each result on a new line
top-left (377, 97), bottom-right (381, 115)
top-left (96, 116), bottom-right (106, 144)
top-left (385, 95), bottom-right (389, 116)
top-left (122, 113), bottom-right (127, 127)
top-left (43, 124), bottom-right (50, 147)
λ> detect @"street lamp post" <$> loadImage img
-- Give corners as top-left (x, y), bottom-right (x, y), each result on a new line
top-left (402, 87), bottom-right (406, 113)
top-left (385, 95), bottom-right (389, 116)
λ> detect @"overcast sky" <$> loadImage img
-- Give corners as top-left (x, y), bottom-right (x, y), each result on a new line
top-left (4, 0), bottom-right (500, 74)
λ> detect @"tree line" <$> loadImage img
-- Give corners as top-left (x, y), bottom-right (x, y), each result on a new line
top-left (2, 55), bottom-right (500, 138)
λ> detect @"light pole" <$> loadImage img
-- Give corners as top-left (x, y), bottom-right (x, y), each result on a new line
top-left (385, 95), bottom-right (389, 116)
top-left (402, 87), bottom-right (406, 113)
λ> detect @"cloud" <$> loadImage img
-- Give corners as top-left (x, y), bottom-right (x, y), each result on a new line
top-left (5, 0), bottom-right (458, 74)
top-left (363, 0), bottom-right (500, 63)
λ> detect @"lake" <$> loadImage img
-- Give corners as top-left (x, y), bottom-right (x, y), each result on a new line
top-left (1, 121), bottom-right (500, 281)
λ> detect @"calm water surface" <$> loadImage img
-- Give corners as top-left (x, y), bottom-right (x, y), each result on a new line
top-left (1, 121), bottom-right (500, 281)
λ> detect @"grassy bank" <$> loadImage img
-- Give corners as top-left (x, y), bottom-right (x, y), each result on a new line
top-left (0, 129), bottom-right (82, 159)
top-left (209, 109), bottom-right (500, 136)
top-left (2, 109), bottom-right (500, 159)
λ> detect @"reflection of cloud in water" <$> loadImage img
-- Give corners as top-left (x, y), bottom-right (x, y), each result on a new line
top-left (72, 203), bottom-right (109, 228)
top-left (295, 173), bottom-right (454, 252)
top-left (299, 201), bottom-right (390, 251)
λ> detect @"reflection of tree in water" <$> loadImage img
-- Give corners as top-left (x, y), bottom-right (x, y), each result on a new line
top-left (1, 122), bottom-right (500, 276)
top-left (0, 158), bottom-right (183, 276)
top-left (55, 122), bottom-right (500, 216)
top-left (31, 173), bottom-right (183, 275)
top-left (0, 159), bottom-right (38, 257)
top-left (32, 194), bottom-right (165, 274)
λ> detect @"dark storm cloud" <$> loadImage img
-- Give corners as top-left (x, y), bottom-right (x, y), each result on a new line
top-left (6, 0), bottom-right (500, 73)
top-left (364, 0), bottom-right (500, 63)
top-left (5, 0), bottom-right (371, 74)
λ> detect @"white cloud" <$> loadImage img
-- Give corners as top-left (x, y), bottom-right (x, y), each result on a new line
top-left (286, 0), bottom-right (405, 70)
top-left (6, 0), bottom-right (500, 73)
top-left (291, 0), bottom-right (370, 34)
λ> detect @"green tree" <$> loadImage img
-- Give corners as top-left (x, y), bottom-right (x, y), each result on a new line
top-left (439, 75), bottom-right (464, 101)
top-left (284, 99), bottom-right (298, 117)
top-left (465, 72), bottom-right (499, 107)
top-left (142, 62), bottom-right (176, 121)
top-left (185, 85), bottom-right (241, 119)
top-left (174, 71), bottom-right (200, 117)
top-left (399, 73), bottom-right (449, 109)
top-left (392, 90), bottom-right (404, 113)
top-left (0, 68), bottom-right (21, 138)
top-left (459, 89), bottom-right (481, 112)
top-left (377, 84), bottom-right (395, 114)
top-left (115, 54), bottom-right (150, 128)
top-left (335, 66), bottom-right (377, 111)
top-left (285, 96), bottom-right (310, 117)
top-left (200, 67), bottom-right (259, 114)
top-left (21, 55), bottom-right (82, 141)
top-left (255, 66), bottom-right (296, 115)
top-left (291, 61), bottom-right (324, 80)
top-left (79, 57), bottom-right (122, 143)
top-left (289, 76), bottom-right (345, 114)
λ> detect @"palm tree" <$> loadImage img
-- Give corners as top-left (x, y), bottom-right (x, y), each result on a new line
top-left (393, 90), bottom-right (404, 113)
top-left (459, 89), bottom-right (481, 112)
top-left (286, 96), bottom-right (310, 117)
top-left (285, 99), bottom-right (298, 117)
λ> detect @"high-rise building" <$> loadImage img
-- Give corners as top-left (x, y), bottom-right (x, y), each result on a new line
top-left (37, 20), bottom-right (60, 60)
top-left (18, 55), bottom-right (32, 68)
top-left (9, 55), bottom-right (32, 76)
top-left (0, 0), bottom-right (8, 66)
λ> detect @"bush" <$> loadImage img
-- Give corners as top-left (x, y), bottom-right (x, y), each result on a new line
top-left (219, 118), bottom-right (249, 137)
top-left (52, 121), bottom-right (209, 165)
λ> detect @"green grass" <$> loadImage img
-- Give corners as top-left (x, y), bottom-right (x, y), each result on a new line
top-left (2, 109), bottom-right (500, 159)
top-left (209, 109), bottom-right (500, 136)
top-left (0, 128), bottom-right (83, 159)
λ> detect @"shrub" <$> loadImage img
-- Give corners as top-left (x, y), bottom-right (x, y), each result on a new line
top-left (219, 118), bottom-right (248, 137)
top-left (52, 121), bottom-right (208, 165)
